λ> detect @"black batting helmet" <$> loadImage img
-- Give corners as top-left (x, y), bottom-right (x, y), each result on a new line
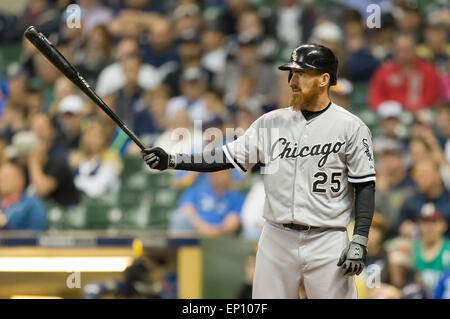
top-left (279, 44), bottom-right (338, 85)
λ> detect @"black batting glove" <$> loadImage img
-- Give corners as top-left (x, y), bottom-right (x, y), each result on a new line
top-left (337, 236), bottom-right (367, 276)
top-left (141, 147), bottom-right (170, 171)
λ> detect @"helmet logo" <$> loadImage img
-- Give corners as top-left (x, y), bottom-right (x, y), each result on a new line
top-left (291, 50), bottom-right (298, 62)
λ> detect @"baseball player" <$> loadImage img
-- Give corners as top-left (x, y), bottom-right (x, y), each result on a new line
top-left (141, 44), bottom-right (376, 299)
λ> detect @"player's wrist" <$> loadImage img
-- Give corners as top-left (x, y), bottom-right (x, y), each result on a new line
top-left (351, 234), bottom-right (368, 247)
top-left (168, 154), bottom-right (177, 169)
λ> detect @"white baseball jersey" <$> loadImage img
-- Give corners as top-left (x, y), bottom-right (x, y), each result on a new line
top-left (222, 102), bottom-right (376, 228)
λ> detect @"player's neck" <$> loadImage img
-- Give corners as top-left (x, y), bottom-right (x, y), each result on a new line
top-left (298, 96), bottom-right (331, 112)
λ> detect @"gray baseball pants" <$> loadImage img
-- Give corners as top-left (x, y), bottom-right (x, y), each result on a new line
top-left (252, 221), bottom-right (358, 299)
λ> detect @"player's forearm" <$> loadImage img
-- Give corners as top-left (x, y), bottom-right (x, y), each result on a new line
top-left (172, 147), bottom-right (234, 172)
top-left (352, 181), bottom-right (375, 245)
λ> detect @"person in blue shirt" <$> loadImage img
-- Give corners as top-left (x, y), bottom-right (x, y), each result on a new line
top-left (170, 169), bottom-right (245, 236)
top-left (395, 158), bottom-right (450, 237)
top-left (434, 271), bottom-right (450, 299)
top-left (0, 163), bottom-right (47, 231)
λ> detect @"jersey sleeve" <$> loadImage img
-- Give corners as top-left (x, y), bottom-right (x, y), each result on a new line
top-left (346, 124), bottom-right (376, 183)
top-left (222, 117), bottom-right (263, 173)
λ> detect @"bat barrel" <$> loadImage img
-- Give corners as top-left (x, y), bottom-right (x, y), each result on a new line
top-left (23, 26), bottom-right (147, 151)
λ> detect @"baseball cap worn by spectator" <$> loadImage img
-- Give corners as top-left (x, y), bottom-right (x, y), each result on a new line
top-left (330, 78), bottom-right (353, 109)
top-left (5, 131), bottom-right (37, 159)
top-left (373, 137), bottom-right (403, 156)
top-left (310, 21), bottom-right (344, 44)
top-left (181, 67), bottom-right (207, 84)
top-left (377, 101), bottom-right (403, 119)
top-left (417, 202), bottom-right (444, 222)
top-left (330, 79), bottom-right (353, 97)
top-left (58, 95), bottom-right (83, 114)
top-left (385, 237), bottom-right (413, 268)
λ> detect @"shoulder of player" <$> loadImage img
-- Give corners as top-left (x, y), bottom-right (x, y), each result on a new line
top-left (330, 104), bottom-right (369, 130)
top-left (255, 107), bottom-right (294, 123)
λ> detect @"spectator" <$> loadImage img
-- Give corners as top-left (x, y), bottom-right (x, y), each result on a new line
top-left (26, 114), bottom-right (80, 207)
top-left (54, 95), bottom-right (86, 152)
top-left (140, 17), bottom-right (178, 71)
top-left (77, 0), bottom-right (114, 38)
top-left (0, 99), bottom-right (29, 143)
top-left (96, 37), bottom-right (162, 97)
top-left (434, 102), bottom-right (450, 162)
top-left (154, 109), bottom-right (202, 156)
top-left (393, 1), bottom-right (424, 41)
top-left (434, 271), bottom-right (450, 299)
top-left (234, 10), bottom-right (277, 62)
top-left (416, 19), bottom-right (450, 101)
top-left (226, 74), bottom-right (265, 116)
top-left (417, 19), bottom-right (449, 72)
top-left (368, 13), bottom-right (396, 62)
top-left (129, 85), bottom-right (170, 152)
top-left (408, 116), bottom-right (450, 189)
top-left (368, 213), bottom-right (388, 263)
top-left (413, 203), bottom-right (450, 295)
top-left (69, 121), bottom-right (122, 198)
top-left (309, 21), bottom-right (347, 79)
top-left (0, 163), bottom-right (47, 231)
top-left (329, 78), bottom-right (354, 110)
top-left (47, 76), bottom-right (78, 117)
top-left (166, 67), bottom-right (212, 123)
top-left (0, 0), bottom-right (60, 43)
top-left (374, 101), bottom-right (406, 142)
top-left (7, 73), bottom-right (28, 101)
top-left (164, 31), bottom-right (209, 97)
top-left (172, 3), bottom-right (203, 39)
top-left (32, 52), bottom-right (62, 111)
top-left (368, 33), bottom-right (440, 112)
top-left (201, 25), bottom-right (228, 75)
top-left (73, 24), bottom-right (113, 87)
top-left (25, 88), bottom-right (44, 116)
top-left (266, 0), bottom-right (317, 61)
top-left (114, 55), bottom-right (145, 128)
top-left (215, 35), bottom-right (279, 108)
top-left (374, 139), bottom-right (415, 238)
top-left (368, 237), bottom-right (427, 299)
top-left (341, 9), bottom-right (379, 82)
top-left (217, 0), bottom-right (251, 36)
top-left (170, 169), bottom-right (244, 236)
top-left (240, 178), bottom-right (265, 240)
top-left (107, 1), bottom-right (160, 38)
top-left (396, 158), bottom-right (450, 238)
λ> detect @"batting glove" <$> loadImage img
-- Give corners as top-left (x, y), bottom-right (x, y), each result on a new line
top-left (337, 235), bottom-right (367, 276)
top-left (141, 147), bottom-right (173, 171)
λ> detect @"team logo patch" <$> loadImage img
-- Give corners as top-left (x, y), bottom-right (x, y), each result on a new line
top-left (362, 138), bottom-right (373, 161)
top-left (291, 50), bottom-right (297, 62)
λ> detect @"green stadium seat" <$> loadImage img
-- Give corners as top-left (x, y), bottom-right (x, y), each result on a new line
top-left (83, 197), bottom-right (120, 230)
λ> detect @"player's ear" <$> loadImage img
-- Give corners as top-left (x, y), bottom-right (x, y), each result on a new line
top-left (320, 73), bottom-right (330, 88)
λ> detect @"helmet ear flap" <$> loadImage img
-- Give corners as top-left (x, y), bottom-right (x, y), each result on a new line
top-left (288, 71), bottom-right (293, 83)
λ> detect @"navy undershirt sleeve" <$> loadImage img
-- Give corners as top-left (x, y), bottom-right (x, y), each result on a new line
top-left (352, 181), bottom-right (375, 238)
top-left (174, 147), bottom-right (234, 172)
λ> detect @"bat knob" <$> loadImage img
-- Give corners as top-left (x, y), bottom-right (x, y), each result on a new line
top-left (24, 26), bottom-right (37, 35)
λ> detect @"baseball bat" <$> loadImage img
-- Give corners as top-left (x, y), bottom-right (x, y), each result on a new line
top-left (24, 26), bottom-right (147, 150)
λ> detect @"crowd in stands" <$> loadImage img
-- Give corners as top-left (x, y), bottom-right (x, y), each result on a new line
top-left (0, 0), bottom-right (449, 298)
